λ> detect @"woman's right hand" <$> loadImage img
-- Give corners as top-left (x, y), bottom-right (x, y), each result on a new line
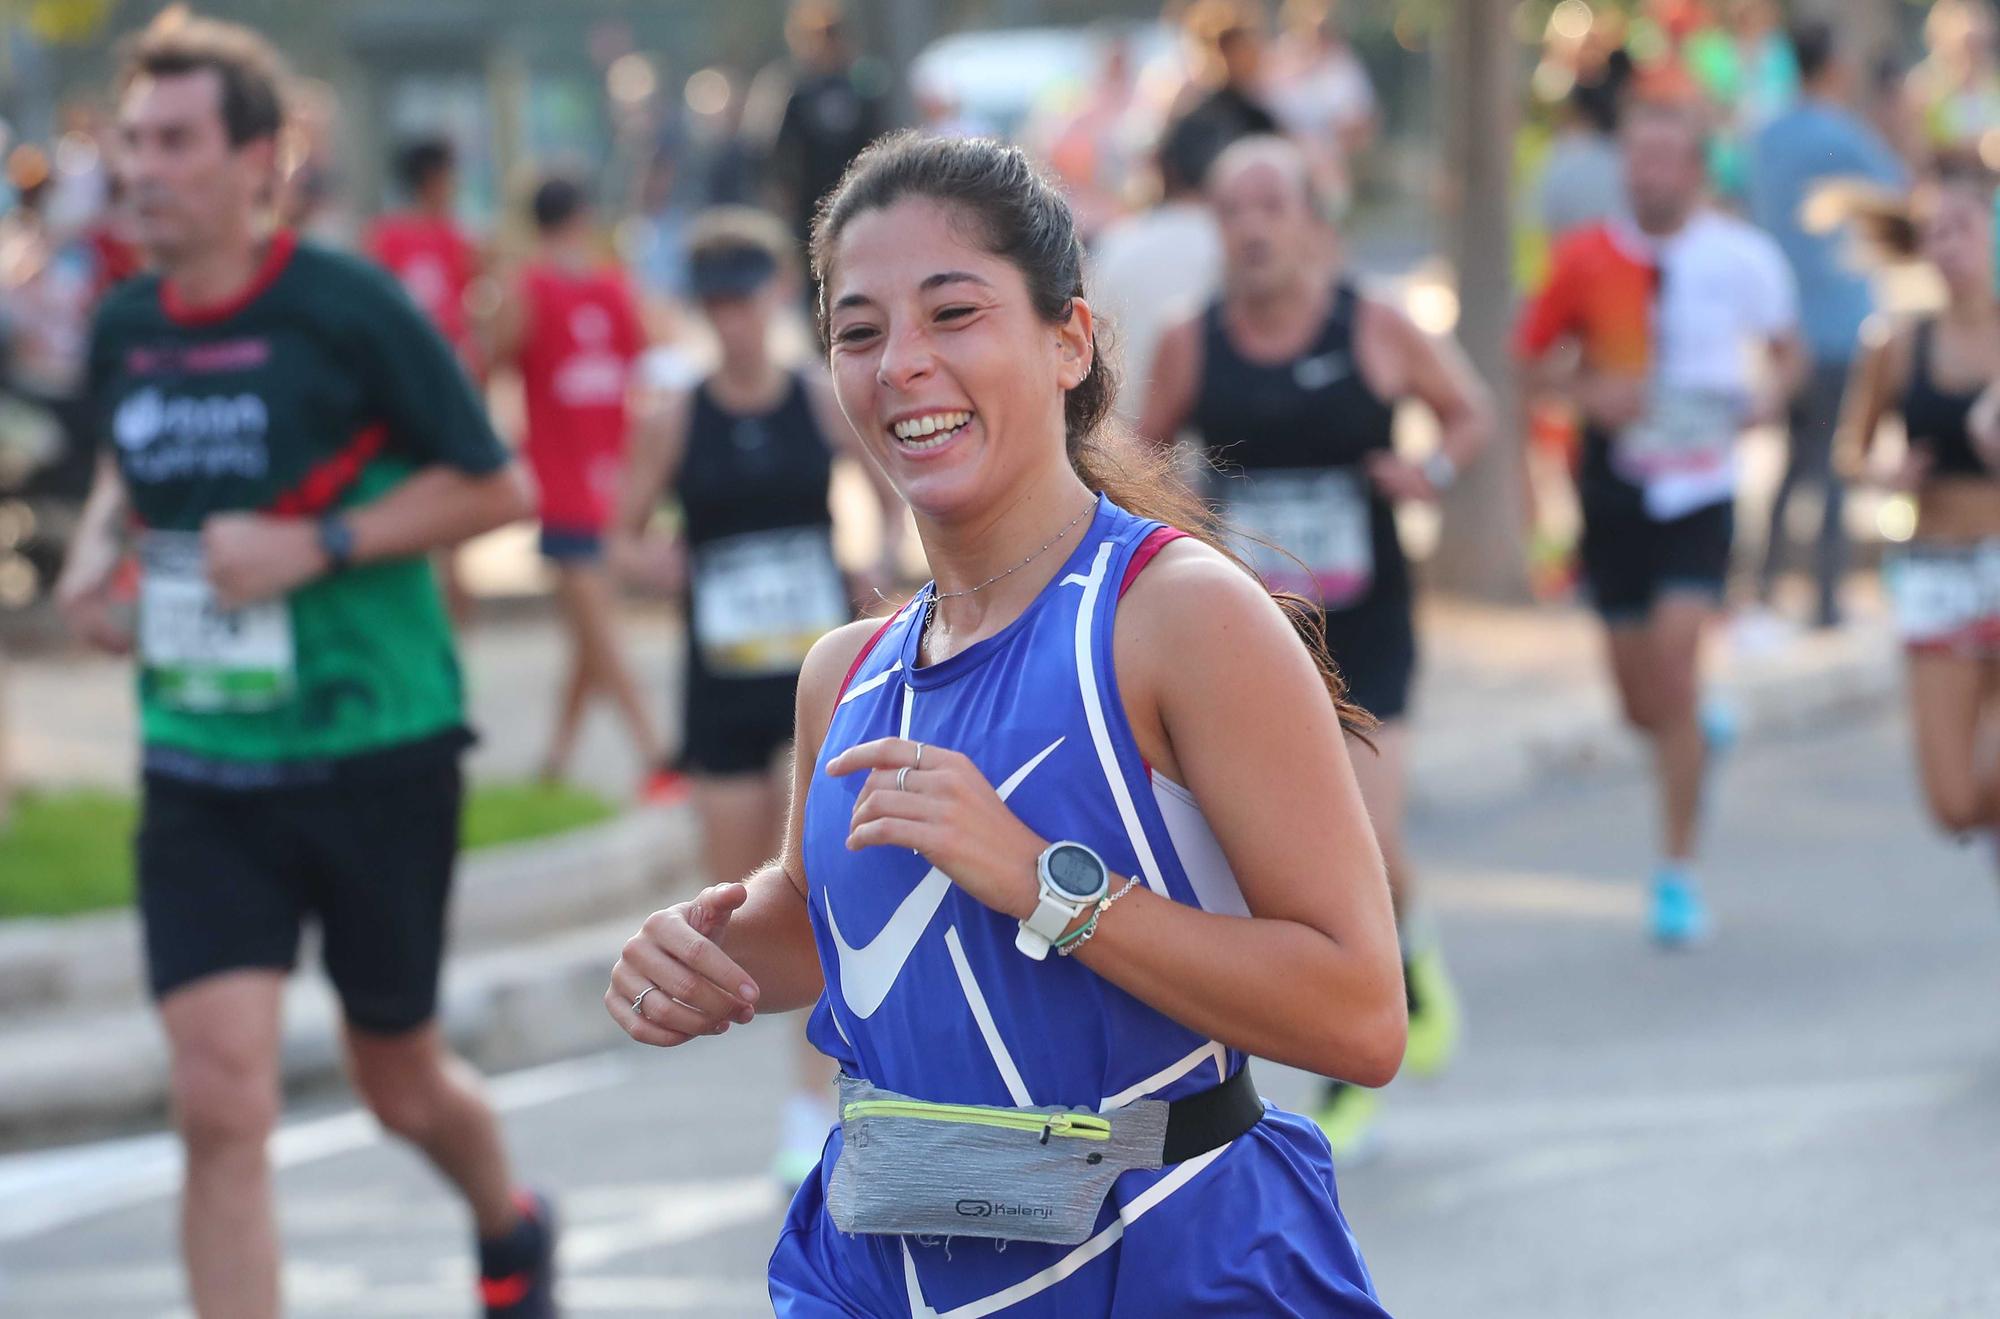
top-left (606, 883), bottom-right (761, 1047)
top-left (1574, 372), bottom-right (1647, 432)
top-left (610, 530), bottom-right (687, 597)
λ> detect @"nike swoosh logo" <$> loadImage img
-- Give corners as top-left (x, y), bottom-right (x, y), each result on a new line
top-left (824, 736), bottom-right (1066, 1020)
top-left (1293, 352), bottom-right (1349, 391)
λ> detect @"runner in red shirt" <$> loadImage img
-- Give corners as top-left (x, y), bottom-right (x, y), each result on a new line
top-left (366, 137), bottom-right (485, 628)
top-left (494, 176), bottom-right (661, 785)
top-left (365, 138), bottom-right (483, 376)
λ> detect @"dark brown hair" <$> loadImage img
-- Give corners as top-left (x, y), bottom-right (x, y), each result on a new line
top-left (118, 9), bottom-right (287, 147)
top-left (1826, 150), bottom-right (1993, 267)
top-left (809, 131), bottom-right (1374, 739)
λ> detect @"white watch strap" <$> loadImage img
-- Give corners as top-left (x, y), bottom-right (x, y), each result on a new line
top-left (1017, 890), bottom-right (1080, 960)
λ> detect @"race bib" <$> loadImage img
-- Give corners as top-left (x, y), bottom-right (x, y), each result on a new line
top-left (1616, 387), bottom-right (1743, 482)
top-left (1887, 542), bottom-right (2000, 653)
top-left (138, 532), bottom-right (296, 713)
top-left (691, 528), bottom-right (849, 677)
top-left (1222, 468), bottom-right (1374, 609)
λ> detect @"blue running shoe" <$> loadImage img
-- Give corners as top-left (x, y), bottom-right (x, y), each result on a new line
top-left (1650, 871), bottom-right (1710, 948)
top-left (1700, 697), bottom-right (1739, 759)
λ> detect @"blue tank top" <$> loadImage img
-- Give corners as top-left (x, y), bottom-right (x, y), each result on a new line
top-left (804, 496), bottom-right (1246, 1113)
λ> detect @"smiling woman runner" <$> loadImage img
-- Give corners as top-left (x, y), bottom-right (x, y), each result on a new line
top-left (607, 132), bottom-right (1404, 1317)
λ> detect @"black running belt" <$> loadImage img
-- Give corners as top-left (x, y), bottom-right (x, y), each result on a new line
top-left (1162, 1064), bottom-right (1263, 1163)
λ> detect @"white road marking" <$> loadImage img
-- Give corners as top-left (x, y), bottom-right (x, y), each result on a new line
top-left (559, 1177), bottom-right (782, 1269)
top-left (0, 1051), bottom-right (636, 1242)
top-left (1427, 869), bottom-right (1647, 921)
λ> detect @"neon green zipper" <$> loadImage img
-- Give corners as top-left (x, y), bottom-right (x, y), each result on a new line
top-left (843, 1098), bottom-right (1112, 1143)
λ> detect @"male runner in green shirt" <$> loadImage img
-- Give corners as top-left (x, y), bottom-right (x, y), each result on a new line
top-left (54, 14), bottom-right (556, 1316)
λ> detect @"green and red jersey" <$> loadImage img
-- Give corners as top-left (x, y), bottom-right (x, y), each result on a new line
top-left (87, 231), bottom-right (509, 779)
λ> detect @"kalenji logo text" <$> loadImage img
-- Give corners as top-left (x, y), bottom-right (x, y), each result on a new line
top-left (954, 1199), bottom-right (1054, 1221)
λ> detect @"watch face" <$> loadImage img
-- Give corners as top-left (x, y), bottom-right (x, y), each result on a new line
top-left (1046, 844), bottom-right (1105, 899)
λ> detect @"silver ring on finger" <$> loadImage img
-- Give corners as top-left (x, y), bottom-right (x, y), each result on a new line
top-left (633, 985), bottom-right (659, 1018)
top-left (896, 766), bottom-right (911, 792)
top-left (914, 742), bottom-right (925, 770)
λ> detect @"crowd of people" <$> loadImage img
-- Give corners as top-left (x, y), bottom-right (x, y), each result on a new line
top-left (9, 0), bottom-right (2000, 1316)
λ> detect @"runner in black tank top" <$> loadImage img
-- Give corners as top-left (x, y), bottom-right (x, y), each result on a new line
top-left (613, 208), bottom-right (903, 1186)
top-left (1191, 283), bottom-right (1412, 719)
top-left (1841, 170), bottom-right (2000, 885)
top-left (1139, 137), bottom-right (1492, 1162)
top-left (676, 373), bottom-right (843, 770)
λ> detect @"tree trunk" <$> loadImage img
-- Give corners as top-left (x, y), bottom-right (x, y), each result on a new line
top-left (1430, 0), bottom-right (1532, 602)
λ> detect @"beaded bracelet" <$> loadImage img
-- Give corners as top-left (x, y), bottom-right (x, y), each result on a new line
top-left (1055, 876), bottom-right (1143, 957)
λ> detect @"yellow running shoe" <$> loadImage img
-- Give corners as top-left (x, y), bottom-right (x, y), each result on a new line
top-left (1402, 945), bottom-right (1462, 1080)
top-left (1311, 1081), bottom-right (1381, 1165)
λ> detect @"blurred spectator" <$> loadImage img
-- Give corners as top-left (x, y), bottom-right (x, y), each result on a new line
top-left (1749, 20), bottom-right (1906, 629)
top-left (276, 79), bottom-right (353, 247)
top-left (1031, 34), bottom-right (1143, 241)
top-left (1089, 129), bottom-right (1224, 427)
top-left (1908, 0), bottom-right (2000, 154)
top-left (491, 176), bottom-right (662, 785)
top-left (1866, 51), bottom-right (1922, 168)
top-left (365, 138), bottom-right (484, 377)
top-left (1538, 61), bottom-right (1632, 241)
top-left (82, 171), bottom-right (143, 304)
top-left (1627, 0), bottom-right (1705, 103)
top-left (1161, 0), bottom-right (1280, 190)
top-left (745, 0), bottom-right (889, 246)
top-left (626, 144), bottom-right (696, 304)
top-left (0, 144), bottom-right (97, 499)
top-left (914, 85), bottom-right (983, 141)
top-left (1265, 0), bottom-right (1375, 209)
top-left (1685, 0), bottom-right (1799, 202)
top-left (365, 137), bottom-right (486, 629)
top-left (697, 73), bottom-right (763, 209)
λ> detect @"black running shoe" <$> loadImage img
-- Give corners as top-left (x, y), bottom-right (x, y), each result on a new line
top-left (478, 1189), bottom-right (557, 1318)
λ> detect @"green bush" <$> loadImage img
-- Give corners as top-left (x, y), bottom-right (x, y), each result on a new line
top-left (0, 781), bottom-right (620, 919)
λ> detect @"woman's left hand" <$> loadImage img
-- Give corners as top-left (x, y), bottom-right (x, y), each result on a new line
top-left (826, 737), bottom-right (1046, 920)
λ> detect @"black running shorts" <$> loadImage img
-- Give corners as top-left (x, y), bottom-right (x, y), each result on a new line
top-left (1579, 492), bottom-right (1735, 625)
top-left (136, 754), bottom-right (463, 1033)
top-left (1320, 589), bottom-right (1417, 724)
top-left (680, 666), bottom-right (800, 777)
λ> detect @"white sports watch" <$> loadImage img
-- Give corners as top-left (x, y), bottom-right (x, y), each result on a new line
top-left (1016, 841), bottom-right (1110, 960)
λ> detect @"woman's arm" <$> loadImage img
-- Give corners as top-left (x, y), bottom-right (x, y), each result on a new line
top-left (1133, 315), bottom-right (1203, 451)
top-left (1080, 543), bottom-right (1405, 1083)
top-left (830, 542), bottom-right (1406, 1085)
top-left (608, 387), bottom-right (692, 593)
top-left (1358, 296), bottom-right (1494, 499)
top-left (1835, 317), bottom-right (1908, 482)
top-left (607, 615), bottom-right (883, 1044)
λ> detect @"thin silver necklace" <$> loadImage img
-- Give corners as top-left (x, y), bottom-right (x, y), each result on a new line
top-left (920, 499), bottom-right (1094, 643)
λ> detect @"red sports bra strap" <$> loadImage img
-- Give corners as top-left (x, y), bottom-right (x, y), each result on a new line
top-left (1119, 526), bottom-right (1192, 599)
top-left (835, 610), bottom-right (901, 701)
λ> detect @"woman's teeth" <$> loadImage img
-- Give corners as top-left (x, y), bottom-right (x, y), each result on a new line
top-left (891, 411), bottom-right (972, 449)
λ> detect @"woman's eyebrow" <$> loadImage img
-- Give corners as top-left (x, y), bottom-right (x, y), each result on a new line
top-left (921, 271), bottom-right (993, 293)
top-left (832, 270), bottom-right (993, 313)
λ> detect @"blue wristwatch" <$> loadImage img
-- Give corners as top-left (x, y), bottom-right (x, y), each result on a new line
top-left (316, 513), bottom-right (356, 572)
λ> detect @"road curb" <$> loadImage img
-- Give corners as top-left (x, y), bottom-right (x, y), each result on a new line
top-left (0, 806), bottom-right (692, 1018)
top-left (1411, 627), bottom-right (1900, 814)
top-left (0, 626), bottom-right (1902, 1143)
top-left (0, 807), bottom-right (699, 1144)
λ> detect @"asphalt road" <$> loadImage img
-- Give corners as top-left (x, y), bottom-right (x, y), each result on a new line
top-left (2, 710), bottom-right (1996, 1318)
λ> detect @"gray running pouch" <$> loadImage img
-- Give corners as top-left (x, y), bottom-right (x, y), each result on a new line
top-left (825, 1074), bottom-right (1168, 1245)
